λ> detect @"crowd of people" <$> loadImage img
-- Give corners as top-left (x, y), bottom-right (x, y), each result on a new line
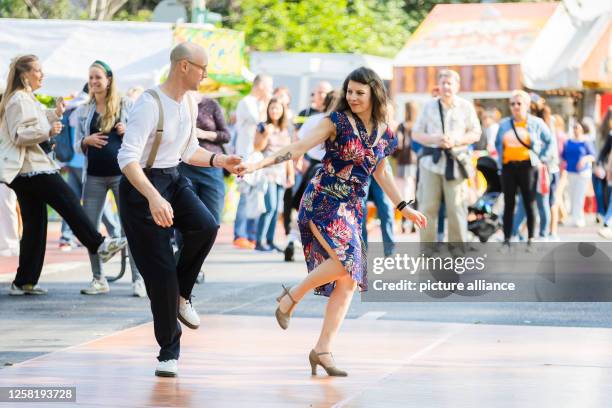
top-left (227, 69), bottom-right (612, 257)
top-left (1, 59), bottom-right (611, 269)
top-left (0, 44), bottom-right (611, 377)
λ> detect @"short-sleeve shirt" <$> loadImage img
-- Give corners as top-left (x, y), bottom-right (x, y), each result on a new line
top-left (413, 96), bottom-right (481, 175)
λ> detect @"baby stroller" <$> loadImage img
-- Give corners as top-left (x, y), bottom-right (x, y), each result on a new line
top-left (468, 156), bottom-right (503, 242)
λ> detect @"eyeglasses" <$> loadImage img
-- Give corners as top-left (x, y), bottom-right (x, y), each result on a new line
top-left (186, 60), bottom-right (206, 72)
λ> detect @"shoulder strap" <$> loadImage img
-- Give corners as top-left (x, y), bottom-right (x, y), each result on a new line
top-left (437, 99), bottom-right (445, 134)
top-left (510, 119), bottom-right (532, 151)
top-left (144, 89), bottom-right (163, 171)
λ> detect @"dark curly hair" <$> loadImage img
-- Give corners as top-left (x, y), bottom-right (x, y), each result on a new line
top-left (333, 67), bottom-right (389, 126)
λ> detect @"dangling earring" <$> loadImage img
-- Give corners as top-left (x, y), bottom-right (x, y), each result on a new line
top-left (21, 76), bottom-right (30, 91)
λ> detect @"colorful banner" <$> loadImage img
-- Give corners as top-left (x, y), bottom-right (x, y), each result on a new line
top-left (174, 24), bottom-right (247, 85)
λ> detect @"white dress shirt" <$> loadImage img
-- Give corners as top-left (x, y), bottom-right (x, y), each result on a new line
top-left (234, 94), bottom-right (261, 158)
top-left (117, 87), bottom-right (199, 170)
top-left (297, 112), bottom-right (326, 161)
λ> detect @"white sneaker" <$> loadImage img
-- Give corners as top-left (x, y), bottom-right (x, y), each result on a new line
top-left (155, 359), bottom-right (178, 377)
top-left (97, 237), bottom-right (127, 263)
top-left (598, 227), bottom-right (612, 240)
top-left (132, 279), bottom-right (147, 298)
top-left (548, 234), bottom-right (561, 242)
top-left (80, 279), bottom-right (110, 295)
top-left (178, 296), bottom-right (200, 329)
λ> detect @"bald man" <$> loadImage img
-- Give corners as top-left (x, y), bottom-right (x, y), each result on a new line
top-left (117, 42), bottom-right (242, 377)
top-left (294, 81), bottom-right (333, 130)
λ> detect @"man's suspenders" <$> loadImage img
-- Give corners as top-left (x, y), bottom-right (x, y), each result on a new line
top-left (144, 89), bottom-right (164, 172)
top-left (143, 89), bottom-right (196, 173)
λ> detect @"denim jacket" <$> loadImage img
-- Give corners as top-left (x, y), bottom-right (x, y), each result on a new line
top-left (73, 96), bottom-right (133, 155)
top-left (495, 114), bottom-right (552, 169)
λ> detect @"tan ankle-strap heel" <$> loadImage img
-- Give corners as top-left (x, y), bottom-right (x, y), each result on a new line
top-left (275, 285), bottom-right (297, 330)
top-left (309, 349), bottom-right (348, 377)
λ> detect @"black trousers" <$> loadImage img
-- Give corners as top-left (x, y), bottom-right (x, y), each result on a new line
top-left (119, 168), bottom-right (218, 361)
top-left (8, 173), bottom-right (104, 286)
top-left (501, 161), bottom-right (537, 240)
top-left (282, 188), bottom-right (292, 235)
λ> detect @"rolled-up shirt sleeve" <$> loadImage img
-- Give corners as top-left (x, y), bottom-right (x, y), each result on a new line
top-left (117, 94), bottom-right (156, 170)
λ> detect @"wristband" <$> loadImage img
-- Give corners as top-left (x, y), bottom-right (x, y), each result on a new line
top-left (396, 200), bottom-right (414, 211)
top-left (209, 153), bottom-right (217, 168)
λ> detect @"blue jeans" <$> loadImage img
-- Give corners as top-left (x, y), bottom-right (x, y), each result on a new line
top-left (603, 185), bottom-right (612, 225)
top-left (234, 193), bottom-right (257, 241)
top-left (362, 178), bottom-right (395, 256)
top-left (256, 183), bottom-right (284, 245)
top-left (178, 164), bottom-right (225, 224)
top-left (83, 175), bottom-right (141, 282)
top-left (593, 174), bottom-right (606, 216)
top-left (60, 166), bottom-right (120, 243)
top-left (512, 191), bottom-right (550, 238)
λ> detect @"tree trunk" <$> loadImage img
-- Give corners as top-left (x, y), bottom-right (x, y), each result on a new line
top-left (88, 0), bottom-right (128, 20)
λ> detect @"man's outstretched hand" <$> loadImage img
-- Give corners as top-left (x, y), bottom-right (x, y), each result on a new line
top-left (219, 154), bottom-right (243, 174)
top-left (234, 162), bottom-right (257, 177)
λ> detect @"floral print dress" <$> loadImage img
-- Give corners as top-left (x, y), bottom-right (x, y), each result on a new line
top-left (298, 111), bottom-right (397, 296)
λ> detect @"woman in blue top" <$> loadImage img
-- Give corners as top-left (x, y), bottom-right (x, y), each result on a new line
top-left (238, 67), bottom-right (427, 377)
top-left (562, 120), bottom-right (595, 227)
top-left (75, 61), bottom-right (145, 297)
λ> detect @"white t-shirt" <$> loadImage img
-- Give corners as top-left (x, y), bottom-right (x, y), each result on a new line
top-left (117, 87), bottom-right (199, 170)
top-left (234, 94), bottom-right (261, 158)
top-left (298, 112), bottom-right (326, 161)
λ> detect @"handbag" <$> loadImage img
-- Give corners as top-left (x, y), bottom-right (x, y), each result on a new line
top-left (438, 100), bottom-right (474, 179)
top-left (537, 165), bottom-right (550, 195)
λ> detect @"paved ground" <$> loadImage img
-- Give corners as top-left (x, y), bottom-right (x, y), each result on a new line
top-left (2, 220), bottom-right (612, 371)
top-left (2, 315), bottom-right (612, 407)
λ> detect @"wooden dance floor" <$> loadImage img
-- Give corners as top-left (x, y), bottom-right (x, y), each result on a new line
top-left (1, 315), bottom-right (612, 407)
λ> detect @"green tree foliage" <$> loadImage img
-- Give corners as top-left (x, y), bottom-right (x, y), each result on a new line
top-left (0, 0), bottom-right (77, 19)
top-left (229, 0), bottom-right (411, 58)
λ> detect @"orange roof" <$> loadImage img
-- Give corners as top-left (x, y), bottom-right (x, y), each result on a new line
top-left (394, 2), bottom-right (559, 67)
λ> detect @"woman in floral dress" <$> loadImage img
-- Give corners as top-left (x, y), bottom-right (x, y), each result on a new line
top-left (237, 67), bottom-right (426, 377)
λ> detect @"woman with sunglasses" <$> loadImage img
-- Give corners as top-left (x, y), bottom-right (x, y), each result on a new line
top-left (495, 90), bottom-right (552, 250)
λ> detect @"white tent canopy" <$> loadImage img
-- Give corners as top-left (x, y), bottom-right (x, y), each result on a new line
top-left (521, 3), bottom-right (611, 90)
top-left (251, 51), bottom-right (393, 111)
top-left (0, 18), bottom-right (174, 96)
